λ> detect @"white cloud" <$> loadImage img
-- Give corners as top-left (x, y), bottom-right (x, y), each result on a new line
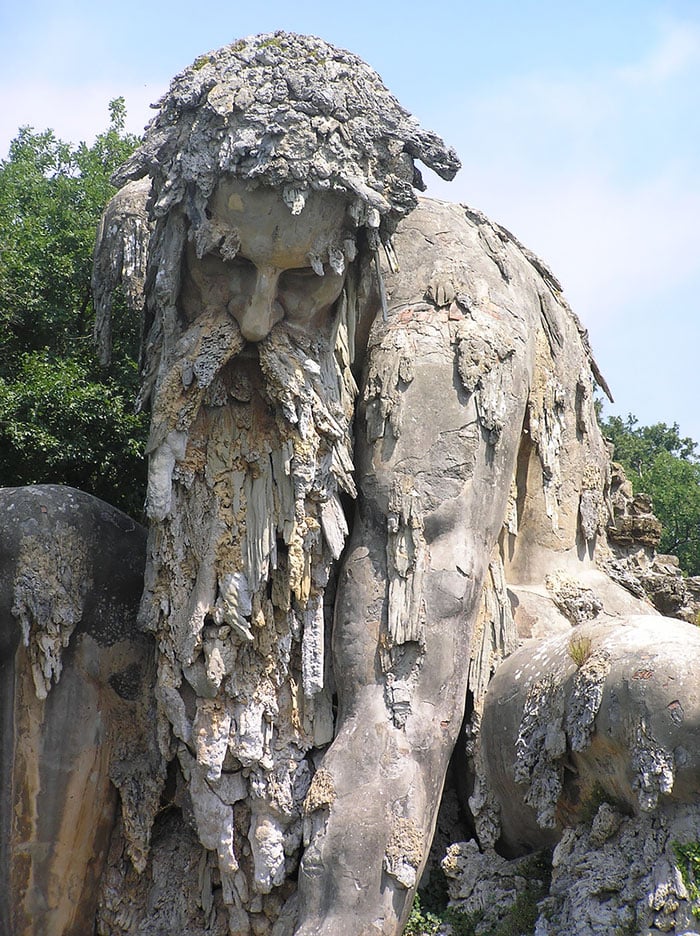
top-left (425, 16), bottom-right (700, 325)
top-left (618, 20), bottom-right (700, 85)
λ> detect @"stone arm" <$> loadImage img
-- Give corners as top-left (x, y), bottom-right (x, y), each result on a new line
top-left (295, 199), bottom-right (541, 935)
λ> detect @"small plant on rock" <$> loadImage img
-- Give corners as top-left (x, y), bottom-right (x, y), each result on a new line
top-left (404, 893), bottom-right (483, 936)
top-left (567, 632), bottom-right (592, 667)
top-left (404, 894), bottom-right (443, 935)
top-left (673, 840), bottom-right (700, 918)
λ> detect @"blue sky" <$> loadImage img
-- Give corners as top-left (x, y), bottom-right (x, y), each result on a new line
top-left (2, 0), bottom-right (699, 445)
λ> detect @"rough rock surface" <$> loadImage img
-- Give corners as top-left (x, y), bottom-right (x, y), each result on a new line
top-left (91, 33), bottom-right (465, 936)
top-left (603, 461), bottom-right (700, 622)
top-left (441, 803), bottom-right (700, 936)
top-left (0, 485), bottom-right (160, 936)
top-left (478, 616), bottom-right (700, 853)
top-left (534, 802), bottom-right (700, 935)
top-left (441, 840), bottom-right (549, 934)
top-left (447, 612), bottom-right (700, 936)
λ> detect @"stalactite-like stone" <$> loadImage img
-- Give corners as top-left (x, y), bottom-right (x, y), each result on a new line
top-left (12, 528), bottom-right (90, 699)
top-left (386, 477), bottom-right (426, 645)
top-left (468, 553), bottom-right (519, 711)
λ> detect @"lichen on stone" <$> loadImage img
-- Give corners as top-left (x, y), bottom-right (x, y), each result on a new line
top-left (514, 673), bottom-right (567, 828)
top-left (12, 529), bottom-right (91, 698)
top-left (632, 719), bottom-right (676, 811)
top-left (383, 816), bottom-right (423, 889)
top-left (303, 767), bottom-right (336, 814)
top-left (545, 571), bottom-right (603, 626)
top-left (565, 647), bottom-right (611, 752)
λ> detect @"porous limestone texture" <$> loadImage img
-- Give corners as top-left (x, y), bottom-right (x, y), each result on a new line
top-left (479, 616), bottom-right (700, 856)
top-left (293, 187), bottom-right (619, 935)
top-left (535, 802), bottom-right (700, 935)
top-left (441, 804), bottom-right (700, 936)
top-left (441, 840), bottom-right (549, 934)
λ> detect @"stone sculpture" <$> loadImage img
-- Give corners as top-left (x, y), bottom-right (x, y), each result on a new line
top-left (4, 29), bottom-right (700, 936)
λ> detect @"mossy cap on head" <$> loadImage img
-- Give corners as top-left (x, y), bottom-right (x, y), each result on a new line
top-left (114, 31), bottom-right (461, 247)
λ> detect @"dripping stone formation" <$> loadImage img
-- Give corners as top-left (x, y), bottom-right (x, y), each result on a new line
top-left (3, 31), bottom-right (700, 936)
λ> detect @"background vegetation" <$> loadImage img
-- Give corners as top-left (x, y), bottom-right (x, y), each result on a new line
top-left (0, 100), bottom-right (147, 517)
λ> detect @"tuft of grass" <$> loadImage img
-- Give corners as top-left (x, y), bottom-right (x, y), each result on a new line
top-left (567, 633), bottom-right (592, 667)
top-left (404, 892), bottom-right (483, 936)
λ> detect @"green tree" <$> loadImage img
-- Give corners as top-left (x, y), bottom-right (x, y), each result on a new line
top-left (0, 101), bottom-right (147, 517)
top-left (601, 414), bottom-right (700, 576)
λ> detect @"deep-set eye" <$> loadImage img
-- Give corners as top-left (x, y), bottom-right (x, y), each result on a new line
top-left (280, 267), bottom-right (319, 280)
top-left (227, 254), bottom-right (256, 272)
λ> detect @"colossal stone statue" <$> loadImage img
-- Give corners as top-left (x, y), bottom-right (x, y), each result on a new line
top-left (4, 29), bottom-right (700, 936)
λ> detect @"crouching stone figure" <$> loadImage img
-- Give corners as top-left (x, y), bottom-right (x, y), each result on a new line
top-left (6, 29), bottom-right (700, 936)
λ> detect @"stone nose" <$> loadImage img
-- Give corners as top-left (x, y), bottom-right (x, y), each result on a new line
top-left (233, 266), bottom-right (284, 342)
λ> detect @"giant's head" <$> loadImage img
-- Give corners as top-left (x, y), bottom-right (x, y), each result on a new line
top-left (113, 33), bottom-right (460, 369)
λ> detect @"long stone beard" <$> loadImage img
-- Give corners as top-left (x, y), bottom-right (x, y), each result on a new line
top-left (139, 315), bottom-right (356, 925)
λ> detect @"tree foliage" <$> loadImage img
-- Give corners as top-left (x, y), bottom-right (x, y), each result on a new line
top-left (0, 100), bottom-right (147, 517)
top-left (601, 414), bottom-right (700, 576)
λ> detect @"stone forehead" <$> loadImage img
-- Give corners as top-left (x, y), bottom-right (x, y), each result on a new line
top-left (115, 32), bottom-right (460, 240)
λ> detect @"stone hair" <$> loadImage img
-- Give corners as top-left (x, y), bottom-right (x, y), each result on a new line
top-left (114, 31), bottom-right (461, 247)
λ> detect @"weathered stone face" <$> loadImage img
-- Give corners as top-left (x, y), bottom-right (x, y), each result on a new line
top-left (129, 164), bottom-right (363, 932)
top-left (181, 178), bottom-right (351, 341)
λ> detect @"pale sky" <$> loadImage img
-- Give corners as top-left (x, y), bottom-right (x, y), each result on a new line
top-left (2, 0), bottom-right (698, 444)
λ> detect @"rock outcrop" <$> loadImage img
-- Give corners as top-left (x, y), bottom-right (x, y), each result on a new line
top-left (0, 485), bottom-right (160, 936)
top-left (604, 461), bottom-right (700, 622)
